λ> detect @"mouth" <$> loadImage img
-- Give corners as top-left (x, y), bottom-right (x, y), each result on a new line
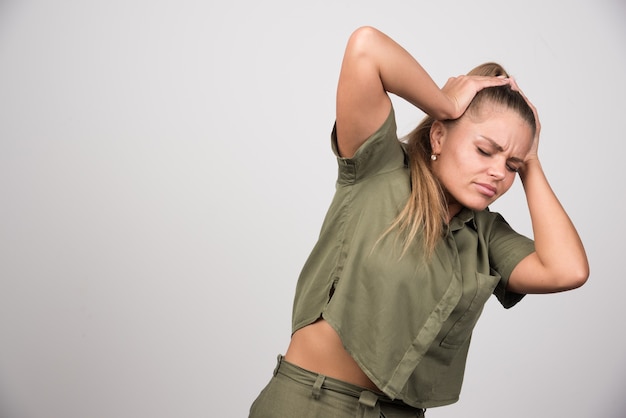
top-left (474, 182), bottom-right (497, 198)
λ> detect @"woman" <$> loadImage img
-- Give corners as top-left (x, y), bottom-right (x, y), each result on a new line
top-left (249, 26), bottom-right (589, 418)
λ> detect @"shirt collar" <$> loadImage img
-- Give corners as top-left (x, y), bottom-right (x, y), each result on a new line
top-left (449, 207), bottom-right (477, 232)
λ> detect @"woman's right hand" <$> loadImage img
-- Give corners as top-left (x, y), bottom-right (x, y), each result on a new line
top-left (439, 75), bottom-right (511, 120)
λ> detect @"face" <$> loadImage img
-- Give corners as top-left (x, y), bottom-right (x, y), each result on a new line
top-left (429, 104), bottom-right (534, 218)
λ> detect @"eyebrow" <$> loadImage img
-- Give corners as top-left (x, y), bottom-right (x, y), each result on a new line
top-left (480, 136), bottom-right (525, 164)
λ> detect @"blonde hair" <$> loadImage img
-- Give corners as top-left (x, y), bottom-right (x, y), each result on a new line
top-left (387, 63), bottom-right (536, 257)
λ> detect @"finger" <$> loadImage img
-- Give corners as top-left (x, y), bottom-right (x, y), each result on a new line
top-left (475, 75), bottom-right (511, 85)
top-left (509, 77), bottom-right (536, 112)
top-left (473, 76), bottom-right (511, 93)
top-left (508, 76), bottom-right (521, 92)
top-left (510, 78), bottom-right (541, 134)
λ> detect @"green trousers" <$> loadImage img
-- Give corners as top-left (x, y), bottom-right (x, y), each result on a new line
top-left (249, 356), bottom-right (425, 418)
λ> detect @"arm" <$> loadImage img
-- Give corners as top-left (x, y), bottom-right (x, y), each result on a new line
top-left (507, 88), bottom-right (589, 293)
top-left (335, 26), bottom-right (510, 158)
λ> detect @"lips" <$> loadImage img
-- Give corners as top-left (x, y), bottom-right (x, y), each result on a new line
top-left (474, 182), bottom-right (497, 198)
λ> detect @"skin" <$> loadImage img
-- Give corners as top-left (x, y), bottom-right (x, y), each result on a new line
top-left (285, 26), bottom-right (589, 391)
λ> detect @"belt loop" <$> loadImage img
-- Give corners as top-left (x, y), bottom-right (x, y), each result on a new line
top-left (357, 391), bottom-right (380, 418)
top-left (312, 374), bottom-right (325, 400)
top-left (273, 354), bottom-right (283, 377)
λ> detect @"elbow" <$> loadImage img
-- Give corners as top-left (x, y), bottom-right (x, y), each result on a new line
top-left (349, 25), bottom-right (382, 41)
top-left (561, 263), bottom-right (590, 291)
top-left (575, 264), bottom-right (591, 289)
top-left (547, 249), bottom-right (590, 292)
top-left (345, 26), bottom-right (383, 57)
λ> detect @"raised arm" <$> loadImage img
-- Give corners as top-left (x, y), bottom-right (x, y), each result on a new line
top-left (507, 89), bottom-right (589, 293)
top-left (335, 26), bottom-right (510, 158)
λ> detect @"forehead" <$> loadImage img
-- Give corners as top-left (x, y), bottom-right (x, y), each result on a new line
top-left (459, 105), bottom-right (533, 152)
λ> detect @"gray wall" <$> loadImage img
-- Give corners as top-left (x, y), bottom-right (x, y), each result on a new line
top-left (0, 1), bottom-right (624, 417)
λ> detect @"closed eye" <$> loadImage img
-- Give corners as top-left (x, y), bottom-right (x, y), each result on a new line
top-left (477, 147), bottom-right (491, 156)
top-left (506, 158), bottom-right (524, 173)
top-left (506, 164), bottom-right (520, 173)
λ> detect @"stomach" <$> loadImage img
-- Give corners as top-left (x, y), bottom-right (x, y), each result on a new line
top-left (283, 318), bottom-right (380, 392)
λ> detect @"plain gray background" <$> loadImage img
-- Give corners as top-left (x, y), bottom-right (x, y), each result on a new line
top-left (0, 0), bottom-right (624, 417)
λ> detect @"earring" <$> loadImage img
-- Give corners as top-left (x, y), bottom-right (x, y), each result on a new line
top-left (431, 154), bottom-right (438, 161)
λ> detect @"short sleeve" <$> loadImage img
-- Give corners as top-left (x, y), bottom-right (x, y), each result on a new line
top-left (330, 107), bottom-right (404, 185)
top-left (488, 213), bottom-right (535, 308)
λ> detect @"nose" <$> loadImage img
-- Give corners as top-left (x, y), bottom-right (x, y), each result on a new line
top-left (487, 161), bottom-right (506, 181)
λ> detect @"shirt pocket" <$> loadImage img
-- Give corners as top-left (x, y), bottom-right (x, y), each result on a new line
top-left (439, 270), bottom-right (501, 349)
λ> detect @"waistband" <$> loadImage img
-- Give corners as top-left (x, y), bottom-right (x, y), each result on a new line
top-left (273, 354), bottom-right (425, 417)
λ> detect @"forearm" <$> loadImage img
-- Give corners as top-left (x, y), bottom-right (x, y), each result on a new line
top-left (519, 158), bottom-right (589, 290)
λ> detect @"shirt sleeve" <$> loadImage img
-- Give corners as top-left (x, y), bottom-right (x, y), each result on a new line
top-left (487, 212), bottom-right (535, 308)
top-left (329, 107), bottom-right (404, 186)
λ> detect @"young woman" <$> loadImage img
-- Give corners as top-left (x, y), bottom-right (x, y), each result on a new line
top-left (249, 26), bottom-right (589, 418)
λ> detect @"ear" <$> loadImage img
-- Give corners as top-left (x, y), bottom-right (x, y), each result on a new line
top-left (429, 121), bottom-right (446, 154)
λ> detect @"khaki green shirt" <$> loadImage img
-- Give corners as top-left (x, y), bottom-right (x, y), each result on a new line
top-left (291, 106), bottom-right (535, 408)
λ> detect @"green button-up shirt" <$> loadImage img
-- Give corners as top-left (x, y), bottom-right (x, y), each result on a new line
top-left (292, 107), bottom-right (535, 408)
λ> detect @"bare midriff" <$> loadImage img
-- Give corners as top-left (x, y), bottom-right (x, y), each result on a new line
top-left (284, 319), bottom-right (381, 392)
